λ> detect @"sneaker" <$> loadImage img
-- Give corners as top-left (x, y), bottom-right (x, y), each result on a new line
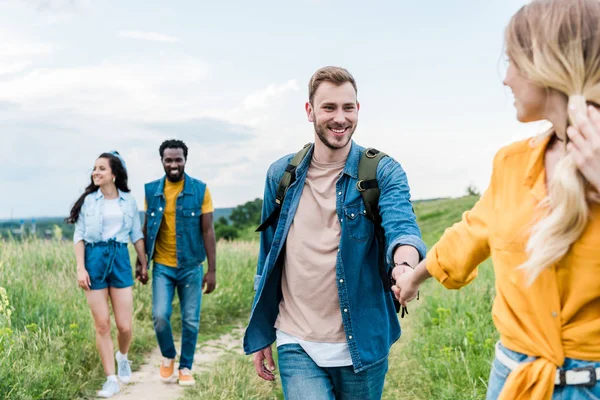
top-left (160, 358), bottom-right (175, 382)
top-left (97, 378), bottom-right (120, 398)
top-left (116, 352), bottom-right (132, 384)
top-left (178, 368), bottom-right (195, 386)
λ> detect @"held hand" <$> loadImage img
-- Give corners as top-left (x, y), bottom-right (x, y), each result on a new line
top-left (77, 267), bottom-right (91, 290)
top-left (203, 270), bottom-right (216, 294)
top-left (567, 105), bottom-right (600, 194)
top-left (136, 262), bottom-right (149, 285)
top-left (253, 346), bottom-right (276, 381)
top-left (391, 270), bottom-right (420, 307)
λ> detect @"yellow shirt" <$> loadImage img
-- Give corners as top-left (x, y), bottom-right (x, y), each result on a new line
top-left (426, 136), bottom-right (600, 400)
top-left (153, 179), bottom-right (214, 267)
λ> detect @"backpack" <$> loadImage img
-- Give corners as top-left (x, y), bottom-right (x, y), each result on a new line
top-left (257, 143), bottom-right (408, 315)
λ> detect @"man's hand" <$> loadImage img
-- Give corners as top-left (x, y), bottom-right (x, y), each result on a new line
top-left (253, 346), bottom-right (276, 381)
top-left (203, 270), bottom-right (216, 294)
top-left (392, 269), bottom-right (420, 307)
top-left (135, 257), bottom-right (149, 285)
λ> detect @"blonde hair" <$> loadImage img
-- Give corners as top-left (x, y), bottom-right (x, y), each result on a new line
top-left (308, 66), bottom-right (357, 105)
top-left (505, 0), bottom-right (600, 285)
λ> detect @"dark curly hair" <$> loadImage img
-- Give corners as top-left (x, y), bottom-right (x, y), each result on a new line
top-left (159, 139), bottom-right (188, 159)
top-left (66, 152), bottom-right (130, 224)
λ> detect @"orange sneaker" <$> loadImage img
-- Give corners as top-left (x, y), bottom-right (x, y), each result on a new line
top-left (178, 368), bottom-right (195, 386)
top-left (159, 358), bottom-right (175, 382)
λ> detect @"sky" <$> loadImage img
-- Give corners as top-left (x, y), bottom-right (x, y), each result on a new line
top-left (0, 0), bottom-right (546, 220)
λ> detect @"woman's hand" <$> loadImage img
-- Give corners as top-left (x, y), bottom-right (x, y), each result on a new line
top-left (77, 267), bottom-right (91, 290)
top-left (392, 269), bottom-right (421, 307)
top-left (567, 105), bottom-right (600, 195)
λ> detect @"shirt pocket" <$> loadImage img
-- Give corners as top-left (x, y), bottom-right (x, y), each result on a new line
top-left (122, 208), bottom-right (134, 232)
top-left (182, 209), bottom-right (201, 228)
top-left (344, 203), bottom-right (372, 242)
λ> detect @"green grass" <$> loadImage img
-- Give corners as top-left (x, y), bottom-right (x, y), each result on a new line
top-left (1, 195), bottom-right (498, 399)
top-left (0, 239), bottom-right (258, 400)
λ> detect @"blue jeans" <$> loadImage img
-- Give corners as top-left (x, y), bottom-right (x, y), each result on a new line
top-left (152, 263), bottom-right (203, 370)
top-left (486, 342), bottom-right (600, 400)
top-left (277, 344), bottom-right (388, 400)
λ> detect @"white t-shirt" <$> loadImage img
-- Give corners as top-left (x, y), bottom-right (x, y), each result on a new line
top-left (102, 198), bottom-right (123, 241)
top-left (276, 329), bottom-right (353, 368)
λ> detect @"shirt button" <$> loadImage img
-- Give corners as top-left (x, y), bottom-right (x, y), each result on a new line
top-left (338, 248), bottom-right (340, 252)
top-left (151, 212), bottom-right (155, 216)
top-left (551, 312), bottom-right (558, 318)
top-left (339, 279), bottom-right (344, 283)
top-left (348, 335), bottom-right (353, 340)
top-left (340, 218), bottom-right (343, 223)
top-left (338, 192), bottom-right (342, 195)
top-left (344, 309), bottom-right (348, 313)
top-left (192, 212), bottom-right (195, 216)
top-left (351, 213), bottom-right (355, 217)
top-left (159, 207), bottom-right (163, 211)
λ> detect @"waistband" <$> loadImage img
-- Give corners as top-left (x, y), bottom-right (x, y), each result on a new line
top-left (495, 341), bottom-right (599, 387)
top-left (85, 240), bottom-right (127, 248)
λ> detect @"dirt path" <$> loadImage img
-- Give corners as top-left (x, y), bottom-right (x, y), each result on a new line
top-left (113, 327), bottom-right (245, 400)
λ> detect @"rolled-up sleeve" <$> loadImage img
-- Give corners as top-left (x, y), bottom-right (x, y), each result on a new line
top-left (129, 198), bottom-right (144, 243)
top-left (73, 201), bottom-right (86, 244)
top-left (426, 153), bottom-right (499, 289)
top-left (377, 158), bottom-right (427, 263)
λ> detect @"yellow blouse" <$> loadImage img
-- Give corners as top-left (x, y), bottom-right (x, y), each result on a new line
top-left (426, 136), bottom-right (600, 400)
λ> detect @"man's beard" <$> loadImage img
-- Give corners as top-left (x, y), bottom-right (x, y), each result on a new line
top-left (314, 120), bottom-right (357, 150)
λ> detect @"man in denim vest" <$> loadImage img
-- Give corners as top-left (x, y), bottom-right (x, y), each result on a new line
top-left (244, 67), bottom-right (426, 399)
top-left (138, 139), bottom-right (217, 386)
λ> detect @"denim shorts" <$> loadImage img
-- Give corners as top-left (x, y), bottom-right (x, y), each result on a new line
top-left (486, 342), bottom-right (600, 400)
top-left (84, 241), bottom-right (133, 290)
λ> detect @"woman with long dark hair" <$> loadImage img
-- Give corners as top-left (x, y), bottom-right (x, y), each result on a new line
top-left (67, 151), bottom-right (147, 398)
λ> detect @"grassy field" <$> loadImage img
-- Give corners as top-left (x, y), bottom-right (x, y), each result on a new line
top-left (1, 195), bottom-right (498, 399)
top-left (0, 239), bottom-right (258, 400)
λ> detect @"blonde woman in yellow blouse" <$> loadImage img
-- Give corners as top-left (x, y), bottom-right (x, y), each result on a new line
top-left (392, 0), bottom-right (600, 399)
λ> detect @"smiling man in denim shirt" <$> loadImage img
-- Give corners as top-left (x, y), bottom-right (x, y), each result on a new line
top-left (244, 66), bottom-right (426, 399)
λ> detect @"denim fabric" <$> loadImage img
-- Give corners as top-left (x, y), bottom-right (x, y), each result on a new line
top-left (144, 174), bottom-right (207, 268)
top-left (84, 240), bottom-right (133, 290)
top-left (73, 190), bottom-right (143, 245)
top-left (278, 343), bottom-right (388, 400)
top-left (486, 342), bottom-right (600, 400)
top-left (244, 141), bottom-right (426, 373)
top-left (152, 263), bottom-right (202, 370)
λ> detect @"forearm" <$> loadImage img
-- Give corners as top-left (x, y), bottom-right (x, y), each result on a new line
top-left (412, 259), bottom-right (432, 285)
top-left (392, 245), bottom-right (420, 268)
top-left (202, 227), bottom-right (217, 272)
top-left (74, 241), bottom-right (85, 270)
top-left (133, 240), bottom-right (147, 266)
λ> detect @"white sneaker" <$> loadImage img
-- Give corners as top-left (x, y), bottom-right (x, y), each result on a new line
top-left (97, 378), bottom-right (120, 398)
top-left (116, 352), bottom-right (132, 384)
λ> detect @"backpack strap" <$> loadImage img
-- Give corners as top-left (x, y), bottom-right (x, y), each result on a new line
top-left (256, 143), bottom-right (312, 232)
top-left (358, 148), bottom-right (403, 314)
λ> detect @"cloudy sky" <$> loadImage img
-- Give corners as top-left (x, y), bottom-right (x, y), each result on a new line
top-left (0, 0), bottom-right (544, 219)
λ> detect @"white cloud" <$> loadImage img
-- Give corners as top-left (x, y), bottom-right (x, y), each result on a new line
top-left (118, 30), bottom-right (180, 43)
top-left (0, 61), bottom-right (32, 75)
top-left (243, 80), bottom-right (299, 109)
top-left (0, 38), bottom-right (53, 58)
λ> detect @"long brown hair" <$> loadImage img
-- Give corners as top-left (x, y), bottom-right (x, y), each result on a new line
top-left (66, 152), bottom-right (130, 224)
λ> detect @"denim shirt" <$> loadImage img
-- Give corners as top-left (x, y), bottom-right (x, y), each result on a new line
top-left (144, 173), bottom-right (207, 269)
top-left (243, 141), bottom-right (426, 373)
top-left (73, 190), bottom-right (144, 244)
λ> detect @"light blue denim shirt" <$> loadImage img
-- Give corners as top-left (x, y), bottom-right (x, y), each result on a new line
top-left (73, 189), bottom-right (144, 244)
top-left (244, 141), bottom-right (426, 373)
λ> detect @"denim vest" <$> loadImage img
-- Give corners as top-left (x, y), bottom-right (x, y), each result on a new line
top-left (144, 173), bottom-right (207, 268)
top-left (243, 141), bottom-right (427, 373)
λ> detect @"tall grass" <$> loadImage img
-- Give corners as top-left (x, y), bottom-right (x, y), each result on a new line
top-left (0, 238), bottom-right (258, 399)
